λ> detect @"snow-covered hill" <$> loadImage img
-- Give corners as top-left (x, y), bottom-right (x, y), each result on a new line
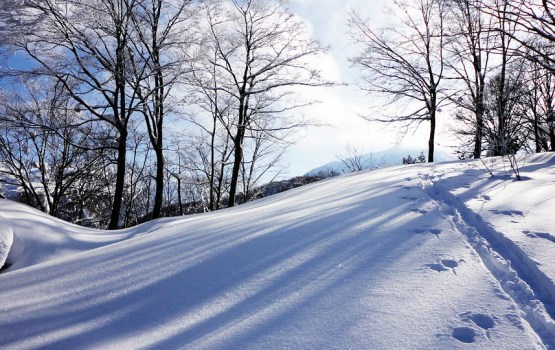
top-left (0, 154), bottom-right (554, 349)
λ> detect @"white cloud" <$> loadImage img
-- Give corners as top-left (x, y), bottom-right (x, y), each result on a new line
top-left (279, 0), bottom-right (412, 176)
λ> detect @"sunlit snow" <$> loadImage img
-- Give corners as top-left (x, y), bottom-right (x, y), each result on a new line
top-left (0, 154), bottom-right (554, 349)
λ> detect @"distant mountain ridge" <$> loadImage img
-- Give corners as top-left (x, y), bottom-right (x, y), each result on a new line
top-left (305, 146), bottom-right (453, 176)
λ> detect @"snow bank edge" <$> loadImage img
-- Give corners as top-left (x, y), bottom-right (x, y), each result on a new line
top-left (0, 211), bottom-right (13, 269)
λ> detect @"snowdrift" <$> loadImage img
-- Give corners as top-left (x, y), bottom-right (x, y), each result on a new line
top-left (0, 200), bottom-right (147, 271)
top-left (0, 213), bottom-right (13, 269)
top-left (0, 154), bottom-right (554, 349)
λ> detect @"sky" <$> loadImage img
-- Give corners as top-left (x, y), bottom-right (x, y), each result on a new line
top-left (281, 0), bottom-right (454, 177)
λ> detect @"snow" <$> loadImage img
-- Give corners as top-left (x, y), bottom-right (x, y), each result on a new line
top-left (0, 213), bottom-right (13, 269)
top-left (0, 154), bottom-right (554, 349)
top-left (0, 200), bottom-right (147, 271)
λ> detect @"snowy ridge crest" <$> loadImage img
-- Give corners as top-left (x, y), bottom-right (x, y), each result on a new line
top-left (0, 213), bottom-right (13, 270)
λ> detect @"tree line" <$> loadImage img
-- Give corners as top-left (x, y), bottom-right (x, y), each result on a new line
top-left (348, 0), bottom-right (555, 162)
top-left (0, 0), bottom-right (332, 228)
top-left (2, 0), bottom-right (555, 229)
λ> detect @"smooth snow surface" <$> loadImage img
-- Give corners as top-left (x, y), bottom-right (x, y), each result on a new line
top-left (1, 154), bottom-right (554, 349)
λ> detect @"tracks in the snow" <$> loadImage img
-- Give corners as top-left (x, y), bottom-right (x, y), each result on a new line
top-left (420, 174), bottom-right (555, 349)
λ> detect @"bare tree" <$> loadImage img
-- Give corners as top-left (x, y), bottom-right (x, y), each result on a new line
top-left (121, 123), bottom-right (153, 227)
top-left (128, 0), bottom-right (196, 219)
top-left (482, 61), bottom-right (530, 157)
top-left (239, 117), bottom-right (291, 203)
top-left (2, 0), bottom-right (146, 229)
top-left (482, 0), bottom-right (523, 156)
top-left (348, 0), bottom-right (449, 162)
top-left (446, 0), bottom-right (495, 159)
top-left (0, 78), bottom-right (109, 224)
top-left (185, 39), bottom-right (236, 211)
top-left (200, 0), bottom-right (333, 207)
top-left (522, 50), bottom-right (555, 151)
top-left (177, 129), bottom-right (233, 211)
top-left (336, 143), bottom-right (385, 173)
top-left (496, 0), bottom-right (555, 74)
top-left (490, 1), bottom-right (555, 152)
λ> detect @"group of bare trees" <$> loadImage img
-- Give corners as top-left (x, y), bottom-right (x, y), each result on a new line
top-left (348, 0), bottom-right (555, 162)
top-left (0, 79), bottom-right (111, 225)
top-left (0, 0), bottom-right (331, 228)
top-left (5, 0), bottom-right (554, 228)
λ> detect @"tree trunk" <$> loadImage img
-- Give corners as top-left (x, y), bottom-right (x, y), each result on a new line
top-left (428, 112), bottom-right (436, 163)
top-left (534, 111), bottom-right (542, 153)
top-left (177, 176), bottom-right (183, 215)
top-left (152, 145), bottom-right (164, 219)
top-left (228, 129), bottom-right (244, 207)
top-left (473, 97), bottom-right (484, 159)
top-left (215, 147), bottom-right (227, 210)
top-left (109, 128), bottom-right (128, 230)
top-left (109, 15), bottom-right (129, 229)
top-left (209, 119), bottom-right (217, 211)
top-left (228, 92), bottom-right (247, 208)
top-left (150, 38), bottom-right (164, 219)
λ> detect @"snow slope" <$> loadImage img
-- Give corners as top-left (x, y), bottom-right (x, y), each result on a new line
top-left (0, 154), bottom-right (554, 349)
top-left (0, 200), bottom-right (149, 271)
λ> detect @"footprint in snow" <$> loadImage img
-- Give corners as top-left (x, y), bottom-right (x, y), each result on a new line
top-left (425, 259), bottom-right (461, 274)
top-left (441, 259), bottom-right (459, 268)
top-left (414, 228), bottom-right (442, 238)
top-left (452, 327), bottom-right (476, 343)
top-left (451, 311), bottom-right (495, 343)
top-left (471, 314), bottom-right (494, 330)
top-left (523, 230), bottom-right (555, 243)
top-left (460, 311), bottom-right (495, 329)
top-left (426, 262), bottom-right (448, 272)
